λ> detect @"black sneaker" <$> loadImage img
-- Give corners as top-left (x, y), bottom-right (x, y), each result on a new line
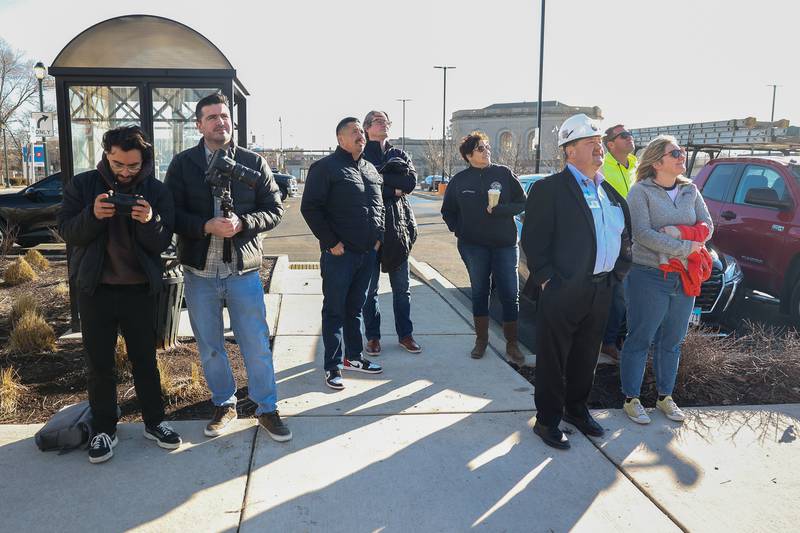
top-left (144, 422), bottom-right (182, 450)
top-left (88, 432), bottom-right (117, 464)
top-left (343, 357), bottom-right (383, 374)
top-left (258, 410), bottom-right (293, 442)
top-left (325, 369), bottom-right (344, 390)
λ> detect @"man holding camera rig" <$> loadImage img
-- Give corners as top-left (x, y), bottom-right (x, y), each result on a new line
top-left (165, 93), bottom-right (291, 442)
top-left (59, 125), bottom-right (181, 464)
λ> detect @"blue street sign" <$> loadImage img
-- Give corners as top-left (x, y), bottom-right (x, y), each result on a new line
top-left (33, 144), bottom-right (45, 163)
top-left (22, 146), bottom-right (28, 161)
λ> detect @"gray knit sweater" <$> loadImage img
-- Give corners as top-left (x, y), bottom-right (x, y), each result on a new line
top-left (626, 178), bottom-right (713, 269)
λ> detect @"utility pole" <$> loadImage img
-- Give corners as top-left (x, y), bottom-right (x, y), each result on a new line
top-left (1, 121), bottom-right (9, 188)
top-left (767, 84), bottom-right (781, 122)
top-left (278, 116), bottom-right (283, 171)
top-left (434, 66), bottom-right (455, 182)
top-left (396, 98), bottom-right (412, 152)
top-left (535, 0), bottom-right (546, 173)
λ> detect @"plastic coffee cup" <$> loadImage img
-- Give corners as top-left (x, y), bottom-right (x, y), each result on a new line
top-left (488, 189), bottom-right (500, 208)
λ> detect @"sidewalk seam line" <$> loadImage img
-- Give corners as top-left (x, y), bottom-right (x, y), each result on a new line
top-left (236, 426), bottom-right (260, 533)
top-left (585, 435), bottom-right (690, 533)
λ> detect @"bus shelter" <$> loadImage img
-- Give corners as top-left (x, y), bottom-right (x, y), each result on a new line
top-left (49, 14), bottom-right (249, 335)
top-left (50, 14), bottom-right (249, 183)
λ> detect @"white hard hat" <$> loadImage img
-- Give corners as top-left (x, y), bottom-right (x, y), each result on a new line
top-left (557, 113), bottom-right (603, 147)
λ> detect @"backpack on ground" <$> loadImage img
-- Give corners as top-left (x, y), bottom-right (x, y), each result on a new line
top-left (34, 401), bottom-right (94, 452)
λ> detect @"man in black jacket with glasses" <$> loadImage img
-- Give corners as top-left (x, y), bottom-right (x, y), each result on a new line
top-left (59, 125), bottom-right (181, 464)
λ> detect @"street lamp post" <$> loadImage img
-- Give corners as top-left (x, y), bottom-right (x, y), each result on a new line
top-left (535, 0), bottom-right (546, 173)
top-left (1, 120), bottom-right (10, 188)
top-left (33, 61), bottom-right (47, 179)
top-left (434, 66), bottom-right (455, 183)
top-left (767, 84), bottom-right (780, 122)
top-left (396, 98), bottom-right (411, 152)
top-left (278, 116), bottom-right (283, 172)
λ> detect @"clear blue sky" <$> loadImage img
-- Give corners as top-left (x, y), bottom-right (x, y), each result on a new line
top-left (1, 0), bottom-right (795, 148)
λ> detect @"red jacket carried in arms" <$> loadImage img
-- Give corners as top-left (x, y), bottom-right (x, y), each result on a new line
top-left (658, 223), bottom-right (713, 296)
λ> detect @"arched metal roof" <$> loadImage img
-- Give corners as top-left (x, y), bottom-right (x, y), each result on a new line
top-left (52, 15), bottom-right (234, 70)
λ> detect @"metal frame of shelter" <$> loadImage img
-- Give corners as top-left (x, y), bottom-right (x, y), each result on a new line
top-left (49, 14), bottom-right (250, 332)
top-left (50, 14), bottom-right (249, 184)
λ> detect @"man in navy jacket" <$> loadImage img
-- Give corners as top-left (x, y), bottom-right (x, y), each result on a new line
top-left (301, 117), bottom-right (385, 390)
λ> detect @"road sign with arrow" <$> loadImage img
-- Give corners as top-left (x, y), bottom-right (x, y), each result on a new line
top-left (30, 112), bottom-right (55, 137)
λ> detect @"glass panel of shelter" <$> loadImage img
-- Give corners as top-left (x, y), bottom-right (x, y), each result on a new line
top-left (151, 87), bottom-right (221, 180)
top-left (68, 85), bottom-right (141, 175)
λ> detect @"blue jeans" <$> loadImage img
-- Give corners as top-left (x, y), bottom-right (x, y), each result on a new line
top-left (457, 241), bottom-right (519, 321)
top-left (363, 258), bottom-right (413, 341)
top-left (320, 249), bottom-right (376, 372)
top-left (619, 265), bottom-right (695, 398)
top-left (603, 279), bottom-right (626, 346)
top-left (183, 270), bottom-right (278, 415)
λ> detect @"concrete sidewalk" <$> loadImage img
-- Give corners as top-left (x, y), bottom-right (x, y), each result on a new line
top-left (2, 259), bottom-right (798, 532)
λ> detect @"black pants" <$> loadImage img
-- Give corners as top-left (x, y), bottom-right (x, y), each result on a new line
top-left (534, 276), bottom-right (614, 427)
top-left (79, 284), bottom-right (164, 435)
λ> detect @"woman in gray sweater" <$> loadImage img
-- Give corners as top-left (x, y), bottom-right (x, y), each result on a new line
top-left (620, 135), bottom-right (713, 425)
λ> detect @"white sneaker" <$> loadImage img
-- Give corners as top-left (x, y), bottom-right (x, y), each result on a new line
top-left (623, 398), bottom-right (651, 424)
top-left (656, 396), bottom-right (686, 422)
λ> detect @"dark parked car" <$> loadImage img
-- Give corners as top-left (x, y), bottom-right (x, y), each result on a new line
top-left (271, 169), bottom-right (298, 201)
top-left (0, 172), bottom-right (63, 249)
top-left (514, 173), bottom-right (743, 324)
top-left (694, 156), bottom-right (800, 322)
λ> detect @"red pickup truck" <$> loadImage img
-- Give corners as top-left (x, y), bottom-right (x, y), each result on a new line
top-left (694, 156), bottom-right (800, 322)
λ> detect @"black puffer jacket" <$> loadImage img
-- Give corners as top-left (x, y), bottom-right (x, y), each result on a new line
top-left (363, 140), bottom-right (418, 272)
top-left (58, 166), bottom-right (174, 295)
top-left (164, 141), bottom-right (283, 272)
top-left (301, 147), bottom-right (385, 253)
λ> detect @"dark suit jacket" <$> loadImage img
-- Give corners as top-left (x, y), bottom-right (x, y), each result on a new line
top-left (520, 167), bottom-right (632, 289)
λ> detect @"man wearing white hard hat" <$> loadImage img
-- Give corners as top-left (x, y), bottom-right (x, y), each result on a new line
top-left (521, 113), bottom-right (632, 450)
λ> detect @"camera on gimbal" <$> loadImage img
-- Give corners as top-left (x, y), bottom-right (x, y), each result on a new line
top-left (204, 149), bottom-right (262, 190)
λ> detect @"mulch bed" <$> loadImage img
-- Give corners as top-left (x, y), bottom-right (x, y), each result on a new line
top-left (0, 256), bottom-right (275, 424)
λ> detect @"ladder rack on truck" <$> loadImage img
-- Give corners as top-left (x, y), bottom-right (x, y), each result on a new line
top-left (630, 118), bottom-right (800, 175)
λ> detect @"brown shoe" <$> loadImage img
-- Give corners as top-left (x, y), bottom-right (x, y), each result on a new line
top-left (471, 316), bottom-right (489, 359)
top-left (399, 336), bottom-right (422, 354)
top-left (204, 405), bottom-right (237, 437)
top-left (503, 321), bottom-right (525, 363)
top-left (365, 338), bottom-right (381, 356)
top-left (600, 343), bottom-right (620, 362)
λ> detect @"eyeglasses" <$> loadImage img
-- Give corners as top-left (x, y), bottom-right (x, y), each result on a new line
top-left (609, 130), bottom-right (633, 141)
top-left (108, 160), bottom-right (142, 172)
top-left (662, 148), bottom-right (686, 159)
top-left (474, 145), bottom-right (491, 153)
top-left (371, 118), bottom-right (391, 126)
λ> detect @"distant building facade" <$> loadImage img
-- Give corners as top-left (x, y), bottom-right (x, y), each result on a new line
top-left (450, 101), bottom-right (603, 173)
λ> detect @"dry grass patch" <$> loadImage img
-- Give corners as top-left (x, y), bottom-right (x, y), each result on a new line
top-left (0, 366), bottom-right (28, 418)
top-left (674, 322), bottom-right (800, 405)
top-left (24, 250), bottom-right (50, 271)
top-left (53, 282), bottom-right (70, 301)
top-left (3, 257), bottom-right (37, 285)
top-left (115, 335), bottom-right (132, 379)
top-left (157, 355), bottom-right (204, 402)
top-left (10, 294), bottom-right (38, 325)
top-left (9, 310), bottom-right (56, 354)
